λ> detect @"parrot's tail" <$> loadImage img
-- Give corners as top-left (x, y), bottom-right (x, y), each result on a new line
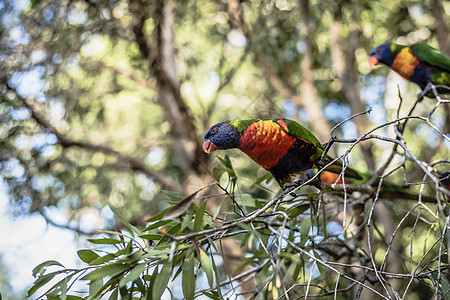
top-left (320, 157), bottom-right (363, 180)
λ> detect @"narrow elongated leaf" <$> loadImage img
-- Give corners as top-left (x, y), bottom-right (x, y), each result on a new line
top-left (106, 201), bottom-right (141, 236)
top-left (182, 253), bottom-right (195, 300)
top-left (152, 262), bottom-right (172, 300)
top-left (254, 172), bottom-right (272, 185)
top-left (44, 276), bottom-right (69, 299)
top-left (81, 264), bottom-right (129, 281)
top-left (108, 288), bottom-right (118, 300)
top-left (299, 217), bottom-right (311, 241)
top-left (32, 260), bottom-right (64, 277)
top-left (160, 190), bottom-right (200, 221)
top-left (99, 230), bottom-right (127, 237)
top-left (138, 234), bottom-right (162, 241)
top-left (286, 203), bottom-right (310, 218)
top-left (142, 220), bottom-right (172, 232)
top-left (134, 277), bottom-right (146, 294)
top-left (119, 263), bottom-right (147, 288)
top-left (201, 291), bottom-right (221, 300)
top-left (28, 271), bottom-right (60, 297)
top-left (66, 296), bottom-right (85, 300)
top-left (194, 200), bottom-right (207, 232)
top-left (212, 166), bottom-right (225, 181)
top-left (199, 249), bottom-right (213, 287)
top-left (77, 250), bottom-right (100, 264)
top-left (145, 207), bottom-right (171, 223)
top-left (89, 278), bottom-right (103, 299)
top-left (89, 253), bottom-right (116, 265)
top-left (312, 250), bottom-right (326, 281)
top-left (208, 249), bottom-right (223, 299)
top-left (87, 238), bottom-right (122, 245)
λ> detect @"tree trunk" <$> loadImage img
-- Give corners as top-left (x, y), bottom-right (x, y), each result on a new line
top-left (329, 9), bottom-right (376, 173)
top-left (129, 0), bottom-right (256, 296)
top-left (297, 0), bottom-right (333, 145)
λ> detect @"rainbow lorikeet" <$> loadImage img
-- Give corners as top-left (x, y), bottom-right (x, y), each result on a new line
top-left (202, 119), bottom-right (362, 187)
top-left (369, 43), bottom-right (450, 97)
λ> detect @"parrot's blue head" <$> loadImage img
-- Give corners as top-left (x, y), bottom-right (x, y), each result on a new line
top-left (369, 42), bottom-right (395, 67)
top-left (203, 121), bottom-right (240, 153)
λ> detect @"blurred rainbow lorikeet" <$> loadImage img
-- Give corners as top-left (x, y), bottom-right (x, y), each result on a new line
top-left (203, 118), bottom-right (362, 186)
top-left (203, 119), bottom-right (436, 201)
top-left (369, 43), bottom-right (450, 97)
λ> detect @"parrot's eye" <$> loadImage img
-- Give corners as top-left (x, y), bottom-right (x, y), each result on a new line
top-left (376, 48), bottom-right (381, 53)
top-left (211, 128), bottom-right (217, 133)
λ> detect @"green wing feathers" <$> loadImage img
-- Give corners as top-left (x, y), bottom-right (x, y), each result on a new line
top-left (280, 119), bottom-right (322, 147)
top-left (278, 118), bottom-right (362, 180)
top-left (410, 44), bottom-right (450, 72)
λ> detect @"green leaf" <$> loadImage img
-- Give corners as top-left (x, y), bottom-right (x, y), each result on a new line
top-left (138, 234), bottom-right (162, 241)
top-left (299, 217), bottom-right (311, 238)
top-left (87, 238), bottom-right (122, 245)
top-left (217, 155), bottom-right (236, 177)
top-left (78, 250), bottom-right (100, 264)
top-left (180, 212), bottom-right (193, 231)
top-left (142, 220), bottom-right (173, 232)
top-left (106, 201), bottom-right (141, 236)
top-left (89, 278), bottom-right (103, 299)
top-left (66, 296), bottom-right (85, 300)
top-left (32, 260), bottom-right (64, 277)
top-left (134, 277), bottom-right (146, 294)
top-left (208, 247), bottom-right (223, 299)
top-left (239, 193), bottom-right (255, 207)
top-left (194, 200), bottom-right (207, 232)
top-left (236, 222), bottom-right (264, 241)
top-left (172, 263), bottom-right (183, 281)
top-left (108, 288), bottom-right (118, 300)
top-left (212, 166), bottom-right (225, 181)
top-left (44, 275), bottom-right (72, 299)
top-left (292, 258), bottom-right (304, 281)
top-left (254, 172), bottom-right (272, 185)
top-left (28, 271), bottom-right (60, 297)
top-left (152, 262), bottom-right (173, 300)
top-left (145, 207), bottom-right (171, 223)
top-left (81, 264), bottom-right (129, 281)
top-left (312, 250), bottom-right (326, 280)
top-left (116, 241), bottom-right (133, 257)
top-left (182, 253), bottom-right (195, 300)
top-left (201, 291), bottom-right (221, 300)
top-left (160, 190), bottom-right (200, 221)
top-left (99, 230), bottom-right (127, 237)
top-left (89, 253), bottom-right (116, 265)
top-left (119, 263), bottom-right (147, 288)
top-left (286, 203), bottom-right (310, 218)
top-left (199, 249), bottom-right (213, 287)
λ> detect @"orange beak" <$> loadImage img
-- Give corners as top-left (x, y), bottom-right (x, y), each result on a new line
top-left (368, 56), bottom-right (379, 68)
top-left (202, 140), bottom-right (218, 153)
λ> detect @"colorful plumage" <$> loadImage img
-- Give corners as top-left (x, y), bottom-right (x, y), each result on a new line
top-left (202, 119), bottom-right (362, 187)
top-left (369, 43), bottom-right (450, 97)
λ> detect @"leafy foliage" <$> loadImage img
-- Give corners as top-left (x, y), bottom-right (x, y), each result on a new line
top-left (29, 154), bottom-right (450, 298)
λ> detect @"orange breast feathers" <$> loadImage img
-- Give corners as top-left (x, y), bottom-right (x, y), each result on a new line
top-left (238, 120), bottom-right (296, 169)
top-left (391, 47), bottom-right (420, 80)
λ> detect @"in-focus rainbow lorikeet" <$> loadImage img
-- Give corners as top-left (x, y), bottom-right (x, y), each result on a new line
top-left (202, 119), bottom-right (362, 187)
top-left (369, 43), bottom-right (450, 97)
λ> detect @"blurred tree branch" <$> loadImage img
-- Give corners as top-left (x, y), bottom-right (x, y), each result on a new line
top-left (329, 0), bottom-right (376, 172)
top-left (128, 0), bottom-right (208, 178)
top-left (2, 81), bottom-right (183, 193)
top-left (222, 0), bottom-right (333, 143)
